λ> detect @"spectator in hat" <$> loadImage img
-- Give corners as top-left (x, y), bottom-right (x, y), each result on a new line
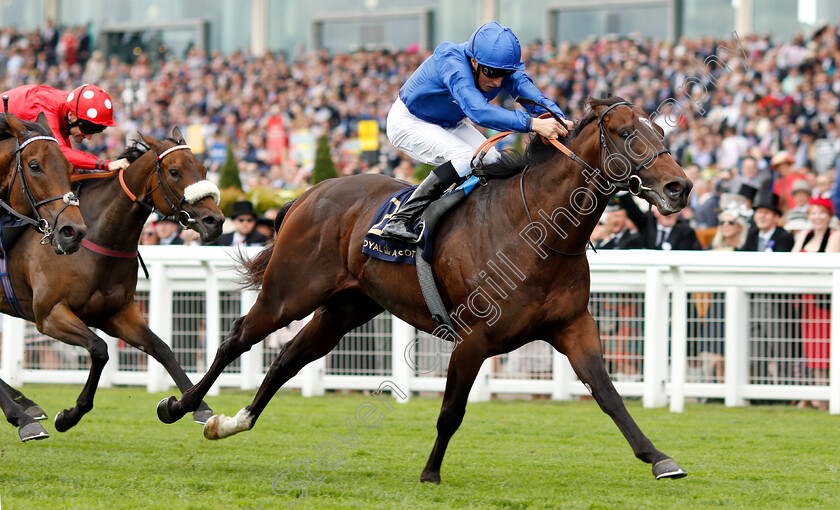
top-left (155, 217), bottom-right (183, 245)
top-left (728, 156), bottom-right (770, 195)
top-left (770, 151), bottom-right (807, 213)
top-left (738, 191), bottom-right (795, 252)
top-left (140, 223), bottom-right (160, 245)
top-left (593, 197), bottom-right (643, 250)
top-left (708, 204), bottom-right (750, 251)
top-left (254, 216), bottom-right (275, 241)
top-left (617, 193), bottom-right (702, 251)
top-left (215, 200), bottom-right (267, 247)
top-left (784, 179), bottom-right (813, 228)
top-left (793, 194), bottom-right (839, 409)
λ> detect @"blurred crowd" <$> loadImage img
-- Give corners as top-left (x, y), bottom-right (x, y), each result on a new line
top-left (3, 22), bottom-right (840, 244)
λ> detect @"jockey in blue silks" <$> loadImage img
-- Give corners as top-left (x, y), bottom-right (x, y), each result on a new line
top-left (381, 21), bottom-right (573, 243)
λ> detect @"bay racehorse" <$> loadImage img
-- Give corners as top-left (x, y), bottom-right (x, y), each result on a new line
top-left (0, 111), bottom-right (87, 440)
top-left (0, 128), bottom-right (223, 439)
top-left (158, 97), bottom-right (691, 481)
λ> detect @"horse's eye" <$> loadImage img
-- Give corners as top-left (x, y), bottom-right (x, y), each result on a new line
top-left (620, 131), bottom-right (631, 139)
top-left (28, 160), bottom-right (42, 172)
top-left (168, 167), bottom-right (179, 177)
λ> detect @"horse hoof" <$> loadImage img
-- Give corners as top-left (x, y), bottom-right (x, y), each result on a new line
top-left (157, 396), bottom-right (179, 424)
top-left (193, 408), bottom-right (214, 425)
top-left (420, 471), bottom-right (441, 485)
top-left (20, 422), bottom-right (49, 442)
top-left (203, 415), bottom-right (222, 440)
top-left (54, 410), bottom-right (74, 432)
top-left (25, 405), bottom-right (48, 420)
top-left (653, 458), bottom-right (687, 479)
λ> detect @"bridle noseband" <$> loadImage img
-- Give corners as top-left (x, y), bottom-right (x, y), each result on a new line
top-left (594, 101), bottom-right (670, 196)
top-left (519, 101), bottom-right (671, 256)
top-left (117, 143), bottom-right (220, 227)
top-left (0, 135), bottom-right (80, 245)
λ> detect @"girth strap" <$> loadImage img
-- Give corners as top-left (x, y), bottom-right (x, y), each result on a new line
top-left (415, 249), bottom-right (456, 342)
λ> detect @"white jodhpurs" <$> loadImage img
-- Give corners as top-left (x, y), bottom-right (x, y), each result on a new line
top-left (386, 97), bottom-right (501, 177)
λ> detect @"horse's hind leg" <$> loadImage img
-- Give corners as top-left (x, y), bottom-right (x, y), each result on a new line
top-left (158, 284), bottom-right (311, 424)
top-left (102, 303), bottom-right (214, 424)
top-left (0, 381), bottom-right (48, 441)
top-left (549, 312), bottom-right (686, 479)
top-left (0, 378), bottom-right (47, 419)
top-left (420, 339), bottom-right (487, 484)
top-left (36, 304), bottom-right (110, 432)
top-left (204, 292), bottom-right (383, 439)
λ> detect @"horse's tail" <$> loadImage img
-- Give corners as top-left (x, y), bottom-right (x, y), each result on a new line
top-left (237, 199), bottom-right (297, 290)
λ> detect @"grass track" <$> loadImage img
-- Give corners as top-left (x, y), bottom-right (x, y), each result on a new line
top-left (1, 385), bottom-right (838, 509)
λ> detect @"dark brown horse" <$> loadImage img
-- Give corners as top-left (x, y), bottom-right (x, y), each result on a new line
top-left (0, 129), bottom-right (223, 440)
top-left (0, 112), bottom-right (87, 440)
top-left (158, 97), bottom-right (691, 481)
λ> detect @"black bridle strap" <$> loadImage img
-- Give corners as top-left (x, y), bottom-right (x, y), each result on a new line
top-left (0, 135), bottom-right (79, 243)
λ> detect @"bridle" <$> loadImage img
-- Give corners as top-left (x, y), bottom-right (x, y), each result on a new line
top-left (0, 135), bottom-right (80, 245)
top-left (518, 100), bottom-right (671, 256)
top-left (115, 143), bottom-right (220, 227)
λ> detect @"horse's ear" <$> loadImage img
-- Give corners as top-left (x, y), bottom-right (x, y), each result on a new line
top-left (139, 132), bottom-right (163, 153)
top-left (3, 111), bottom-right (27, 142)
top-left (35, 112), bottom-right (54, 136)
top-left (172, 126), bottom-right (185, 144)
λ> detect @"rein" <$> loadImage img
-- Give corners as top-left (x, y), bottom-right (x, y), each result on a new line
top-left (0, 135), bottom-right (80, 246)
top-left (472, 101), bottom-right (671, 257)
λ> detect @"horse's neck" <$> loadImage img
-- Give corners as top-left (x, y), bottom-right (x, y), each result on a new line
top-left (0, 142), bottom-right (17, 198)
top-left (520, 133), bottom-right (611, 253)
top-left (81, 163), bottom-right (153, 250)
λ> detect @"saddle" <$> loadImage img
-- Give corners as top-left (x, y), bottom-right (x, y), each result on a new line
top-left (362, 176), bottom-right (481, 341)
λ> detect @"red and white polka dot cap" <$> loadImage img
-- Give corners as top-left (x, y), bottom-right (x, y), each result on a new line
top-left (65, 84), bottom-right (117, 127)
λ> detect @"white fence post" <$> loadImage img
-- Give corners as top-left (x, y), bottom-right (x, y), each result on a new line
top-left (669, 268), bottom-right (687, 413)
top-left (1, 315), bottom-right (25, 386)
top-left (99, 332), bottom-right (119, 389)
top-left (239, 289), bottom-right (262, 391)
top-left (551, 350), bottom-right (573, 400)
top-left (830, 271), bottom-right (840, 415)
top-left (724, 286), bottom-right (748, 407)
top-left (203, 262), bottom-right (221, 397)
top-left (468, 358), bottom-right (492, 402)
top-left (643, 267), bottom-right (668, 407)
top-left (146, 261), bottom-right (171, 393)
top-left (299, 313), bottom-right (324, 397)
top-left (390, 315), bottom-right (412, 403)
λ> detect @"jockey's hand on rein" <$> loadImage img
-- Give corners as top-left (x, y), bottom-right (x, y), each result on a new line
top-left (109, 158), bottom-right (131, 171)
top-left (531, 117), bottom-right (567, 139)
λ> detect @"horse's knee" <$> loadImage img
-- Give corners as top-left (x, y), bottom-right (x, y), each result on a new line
top-left (88, 341), bottom-right (109, 364)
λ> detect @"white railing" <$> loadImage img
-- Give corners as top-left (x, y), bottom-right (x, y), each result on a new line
top-left (1, 247), bottom-right (839, 414)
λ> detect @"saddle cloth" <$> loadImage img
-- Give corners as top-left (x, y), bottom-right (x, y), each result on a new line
top-left (362, 175), bottom-right (481, 264)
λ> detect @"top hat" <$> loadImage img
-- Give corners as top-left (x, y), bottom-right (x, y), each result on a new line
top-left (753, 190), bottom-right (782, 216)
top-left (737, 183), bottom-right (758, 203)
top-left (605, 195), bottom-right (622, 213)
top-left (230, 200), bottom-right (257, 219)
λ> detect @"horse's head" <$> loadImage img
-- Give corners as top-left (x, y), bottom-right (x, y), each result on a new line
top-left (589, 97), bottom-right (692, 214)
top-left (0, 112), bottom-right (86, 254)
top-left (139, 128), bottom-right (224, 243)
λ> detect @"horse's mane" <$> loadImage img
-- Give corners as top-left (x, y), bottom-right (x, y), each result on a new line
top-left (481, 95), bottom-right (628, 179)
top-left (118, 137), bottom-right (181, 163)
top-left (0, 114), bottom-right (53, 141)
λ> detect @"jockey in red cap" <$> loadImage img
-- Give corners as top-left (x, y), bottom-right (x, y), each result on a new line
top-left (2, 83), bottom-right (130, 172)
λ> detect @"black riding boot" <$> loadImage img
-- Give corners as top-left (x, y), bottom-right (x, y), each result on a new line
top-left (380, 161), bottom-right (460, 243)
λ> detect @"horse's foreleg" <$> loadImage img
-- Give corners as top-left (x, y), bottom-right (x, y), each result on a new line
top-left (37, 305), bottom-right (109, 432)
top-left (0, 377), bottom-right (46, 420)
top-left (0, 380), bottom-right (48, 441)
top-left (204, 293), bottom-right (383, 440)
top-left (157, 295), bottom-right (287, 424)
top-left (420, 340), bottom-right (487, 484)
top-left (103, 304), bottom-right (214, 424)
top-left (549, 312), bottom-right (686, 479)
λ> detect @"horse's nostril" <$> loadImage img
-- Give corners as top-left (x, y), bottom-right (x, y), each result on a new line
top-left (59, 226), bottom-right (76, 238)
top-left (664, 181), bottom-right (683, 196)
top-left (202, 216), bottom-right (218, 227)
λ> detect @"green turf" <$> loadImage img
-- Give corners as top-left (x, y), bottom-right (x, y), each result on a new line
top-left (0, 385), bottom-right (838, 509)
